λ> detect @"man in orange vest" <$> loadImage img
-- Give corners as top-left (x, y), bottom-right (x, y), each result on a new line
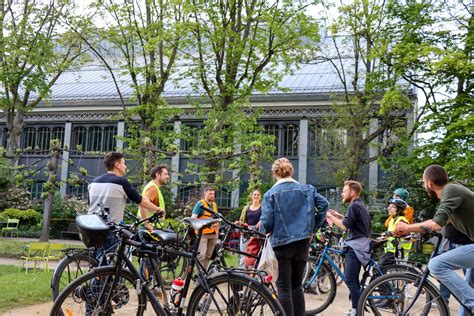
top-left (191, 187), bottom-right (219, 269)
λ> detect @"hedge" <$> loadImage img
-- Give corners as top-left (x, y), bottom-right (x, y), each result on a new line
top-left (0, 208), bottom-right (42, 229)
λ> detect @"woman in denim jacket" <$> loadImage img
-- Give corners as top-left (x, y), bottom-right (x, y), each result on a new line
top-left (260, 158), bottom-right (329, 316)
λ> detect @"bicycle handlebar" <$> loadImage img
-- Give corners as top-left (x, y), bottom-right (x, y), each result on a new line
top-left (200, 205), bottom-right (266, 238)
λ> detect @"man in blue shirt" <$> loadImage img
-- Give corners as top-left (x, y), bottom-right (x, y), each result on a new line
top-left (327, 180), bottom-right (371, 316)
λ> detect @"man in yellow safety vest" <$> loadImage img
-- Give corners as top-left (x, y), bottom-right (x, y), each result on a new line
top-left (137, 165), bottom-right (169, 230)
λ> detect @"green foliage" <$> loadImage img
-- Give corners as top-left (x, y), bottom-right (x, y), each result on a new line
top-left (379, 153), bottom-right (441, 220)
top-left (181, 0), bottom-right (319, 192)
top-left (0, 1), bottom-right (86, 154)
top-left (90, 0), bottom-right (188, 182)
top-left (371, 211), bottom-right (387, 234)
top-left (50, 194), bottom-right (88, 220)
top-left (0, 208), bottom-right (41, 229)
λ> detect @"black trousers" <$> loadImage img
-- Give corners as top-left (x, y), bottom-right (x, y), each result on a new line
top-left (273, 238), bottom-right (310, 316)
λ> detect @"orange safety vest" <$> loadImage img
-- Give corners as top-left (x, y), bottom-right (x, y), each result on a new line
top-left (195, 199), bottom-right (219, 235)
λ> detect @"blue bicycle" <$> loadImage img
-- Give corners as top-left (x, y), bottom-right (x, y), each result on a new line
top-left (303, 227), bottom-right (420, 315)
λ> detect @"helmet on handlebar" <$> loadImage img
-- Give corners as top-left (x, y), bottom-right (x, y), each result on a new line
top-left (76, 214), bottom-right (110, 248)
top-left (388, 198), bottom-right (408, 212)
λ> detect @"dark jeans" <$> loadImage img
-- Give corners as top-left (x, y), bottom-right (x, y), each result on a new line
top-left (273, 238), bottom-right (310, 316)
top-left (344, 248), bottom-right (362, 309)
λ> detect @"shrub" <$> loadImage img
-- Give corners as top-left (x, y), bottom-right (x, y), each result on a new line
top-left (0, 187), bottom-right (36, 210)
top-left (371, 211), bottom-right (387, 234)
top-left (0, 208), bottom-right (42, 229)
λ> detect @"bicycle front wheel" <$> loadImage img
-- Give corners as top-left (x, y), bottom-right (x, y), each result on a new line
top-left (357, 272), bottom-right (449, 316)
top-left (187, 273), bottom-right (284, 315)
top-left (50, 266), bottom-right (148, 316)
top-left (303, 256), bottom-right (337, 315)
top-left (51, 251), bottom-right (98, 300)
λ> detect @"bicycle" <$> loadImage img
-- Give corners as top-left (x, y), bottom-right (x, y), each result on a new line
top-left (310, 229), bottom-right (346, 286)
top-left (205, 207), bottom-right (266, 272)
top-left (357, 226), bottom-right (473, 316)
top-left (50, 213), bottom-right (284, 315)
top-left (51, 207), bottom-right (182, 300)
top-left (303, 227), bottom-right (420, 315)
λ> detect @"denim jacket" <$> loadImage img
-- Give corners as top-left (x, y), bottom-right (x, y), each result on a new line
top-left (260, 178), bottom-right (329, 248)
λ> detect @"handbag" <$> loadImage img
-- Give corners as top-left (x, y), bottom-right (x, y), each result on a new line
top-left (257, 236), bottom-right (279, 280)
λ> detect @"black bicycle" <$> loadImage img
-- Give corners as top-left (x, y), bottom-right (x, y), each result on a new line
top-left (50, 213), bottom-right (284, 315)
top-left (50, 208), bottom-right (164, 300)
top-left (357, 226), bottom-right (473, 316)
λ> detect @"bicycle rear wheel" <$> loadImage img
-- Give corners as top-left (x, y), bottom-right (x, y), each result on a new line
top-left (50, 266), bottom-right (148, 316)
top-left (51, 251), bottom-right (98, 300)
top-left (303, 256), bottom-right (337, 315)
top-left (187, 273), bottom-right (284, 315)
top-left (357, 272), bottom-right (448, 316)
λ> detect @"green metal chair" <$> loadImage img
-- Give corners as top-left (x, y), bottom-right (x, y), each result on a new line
top-left (18, 243), bottom-right (49, 273)
top-left (2, 218), bottom-right (19, 237)
top-left (45, 243), bottom-right (65, 270)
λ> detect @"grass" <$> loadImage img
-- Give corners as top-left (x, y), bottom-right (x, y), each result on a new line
top-left (0, 239), bottom-right (31, 258)
top-left (225, 253), bottom-right (239, 267)
top-left (0, 265), bottom-right (53, 314)
top-left (0, 237), bottom-right (84, 258)
top-left (0, 240), bottom-right (241, 313)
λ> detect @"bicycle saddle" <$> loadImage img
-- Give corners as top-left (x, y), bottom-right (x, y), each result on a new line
top-left (183, 217), bottom-right (220, 231)
top-left (144, 229), bottom-right (178, 245)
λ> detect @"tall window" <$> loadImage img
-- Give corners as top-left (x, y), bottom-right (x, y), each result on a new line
top-left (180, 125), bottom-right (200, 152)
top-left (67, 183), bottom-right (88, 198)
top-left (52, 127), bottom-right (65, 147)
top-left (87, 126), bottom-right (102, 151)
top-left (71, 125), bottom-right (117, 153)
top-left (310, 126), bottom-right (347, 158)
top-left (0, 127), bottom-right (8, 148)
top-left (156, 125), bottom-right (173, 150)
top-left (22, 127), bottom-right (37, 150)
top-left (177, 186), bottom-right (231, 208)
top-left (30, 181), bottom-right (44, 200)
top-left (263, 124), bottom-right (279, 156)
top-left (37, 127), bottom-right (51, 150)
top-left (72, 127), bottom-right (87, 151)
top-left (260, 123), bottom-right (300, 157)
top-left (282, 124), bottom-right (299, 157)
top-left (103, 126), bottom-right (117, 152)
top-left (20, 126), bottom-right (65, 152)
top-left (215, 187), bottom-right (231, 208)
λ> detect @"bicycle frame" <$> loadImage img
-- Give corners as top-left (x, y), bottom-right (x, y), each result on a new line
top-left (306, 242), bottom-right (384, 290)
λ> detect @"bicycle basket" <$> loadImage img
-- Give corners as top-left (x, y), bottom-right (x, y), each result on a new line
top-left (76, 214), bottom-right (110, 248)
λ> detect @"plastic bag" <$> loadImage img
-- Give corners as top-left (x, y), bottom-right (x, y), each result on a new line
top-left (257, 236), bottom-right (278, 280)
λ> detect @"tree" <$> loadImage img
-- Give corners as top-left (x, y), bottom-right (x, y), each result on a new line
top-left (182, 0), bottom-right (320, 191)
top-left (0, 0), bottom-right (86, 162)
top-left (39, 139), bottom-right (61, 241)
top-left (380, 0), bottom-right (473, 187)
top-left (309, 0), bottom-right (432, 184)
top-left (87, 0), bottom-right (188, 183)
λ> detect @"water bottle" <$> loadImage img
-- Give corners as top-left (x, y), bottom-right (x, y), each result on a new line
top-left (170, 278), bottom-right (184, 307)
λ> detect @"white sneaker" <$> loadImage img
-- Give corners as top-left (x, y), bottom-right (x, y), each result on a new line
top-left (344, 309), bottom-right (357, 316)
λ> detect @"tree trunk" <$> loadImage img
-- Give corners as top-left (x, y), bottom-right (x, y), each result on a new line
top-left (5, 110), bottom-right (25, 170)
top-left (39, 144), bottom-right (61, 242)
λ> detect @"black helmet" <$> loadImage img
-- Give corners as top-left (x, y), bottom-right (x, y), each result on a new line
top-left (388, 198), bottom-right (407, 212)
